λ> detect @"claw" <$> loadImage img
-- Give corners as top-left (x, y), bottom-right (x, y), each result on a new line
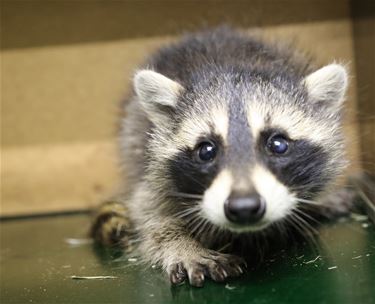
top-left (169, 262), bottom-right (187, 285)
top-left (168, 252), bottom-right (245, 287)
top-left (189, 268), bottom-right (205, 287)
top-left (236, 265), bottom-right (243, 274)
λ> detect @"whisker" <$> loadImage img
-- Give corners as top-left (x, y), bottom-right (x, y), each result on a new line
top-left (286, 213), bottom-right (321, 254)
top-left (295, 198), bottom-right (324, 206)
top-left (175, 211), bottom-right (199, 221)
top-left (196, 218), bottom-right (210, 240)
top-left (174, 206), bottom-right (200, 219)
top-left (294, 207), bottom-right (322, 226)
top-left (187, 215), bottom-right (203, 233)
top-left (190, 217), bottom-right (206, 236)
top-left (292, 211), bottom-right (319, 235)
top-left (293, 211), bottom-right (334, 258)
top-left (168, 192), bottom-right (204, 200)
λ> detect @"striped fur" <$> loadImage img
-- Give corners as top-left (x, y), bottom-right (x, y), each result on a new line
top-left (91, 26), bottom-right (356, 287)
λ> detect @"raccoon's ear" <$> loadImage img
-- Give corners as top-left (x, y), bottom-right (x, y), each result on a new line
top-left (303, 64), bottom-right (348, 110)
top-left (133, 70), bottom-right (184, 124)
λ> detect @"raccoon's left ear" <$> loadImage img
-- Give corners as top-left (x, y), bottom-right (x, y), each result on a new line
top-left (133, 70), bottom-right (184, 125)
top-left (303, 64), bottom-right (348, 111)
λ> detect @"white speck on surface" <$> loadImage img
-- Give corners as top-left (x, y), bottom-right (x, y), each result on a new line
top-left (128, 258), bottom-right (138, 262)
top-left (362, 223), bottom-right (369, 228)
top-left (225, 284), bottom-right (236, 290)
top-left (350, 213), bottom-right (368, 222)
top-left (65, 238), bottom-right (93, 246)
top-left (366, 254), bottom-right (371, 257)
top-left (304, 255), bottom-right (321, 264)
top-left (328, 266), bottom-right (338, 270)
top-left (151, 264), bottom-right (157, 269)
top-left (70, 275), bottom-right (118, 280)
top-left (149, 294), bottom-right (154, 297)
top-left (352, 255), bottom-right (362, 260)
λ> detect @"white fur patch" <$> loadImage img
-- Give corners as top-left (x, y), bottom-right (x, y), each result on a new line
top-left (201, 169), bottom-right (233, 227)
top-left (247, 102), bottom-right (338, 145)
top-left (134, 70), bottom-right (183, 108)
top-left (176, 105), bottom-right (229, 149)
top-left (201, 166), bottom-right (295, 233)
top-left (304, 63), bottom-right (348, 107)
top-left (246, 65), bottom-right (348, 145)
top-left (211, 107), bottom-right (229, 143)
top-left (133, 70), bottom-right (183, 126)
top-left (247, 110), bottom-right (265, 140)
top-left (176, 118), bottom-right (212, 149)
top-left (251, 165), bottom-right (295, 222)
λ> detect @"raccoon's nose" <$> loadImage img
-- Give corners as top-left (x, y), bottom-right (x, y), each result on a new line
top-left (224, 194), bottom-right (266, 224)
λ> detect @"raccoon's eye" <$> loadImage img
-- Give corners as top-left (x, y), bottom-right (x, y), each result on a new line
top-left (267, 135), bottom-right (289, 155)
top-left (196, 142), bottom-right (217, 162)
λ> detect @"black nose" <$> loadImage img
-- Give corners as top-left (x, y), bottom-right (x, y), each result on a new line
top-left (224, 194), bottom-right (266, 224)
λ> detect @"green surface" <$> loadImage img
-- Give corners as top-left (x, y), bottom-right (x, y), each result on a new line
top-left (0, 215), bottom-right (374, 304)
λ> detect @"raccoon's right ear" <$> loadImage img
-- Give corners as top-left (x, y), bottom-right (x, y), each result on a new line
top-left (303, 64), bottom-right (348, 111)
top-left (133, 70), bottom-right (184, 125)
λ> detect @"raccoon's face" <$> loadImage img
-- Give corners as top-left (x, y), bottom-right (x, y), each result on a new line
top-left (134, 64), bottom-right (348, 233)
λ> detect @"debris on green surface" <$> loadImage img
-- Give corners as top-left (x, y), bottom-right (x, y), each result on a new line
top-left (350, 213), bottom-right (368, 222)
top-left (303, 255), bottom-right (321, 264)
top-left (65, 238), bottom-right (93, 246)
top-left (362, 223), bottom-right (370, 229)
top-left (70, 275), bottom-right (118, 280)
top-left (225, 284), bottom-right (236, 290)
top-left (327, 266), bottom-right (338, 270)
top-left (1, 215), bottom-right (374, 304)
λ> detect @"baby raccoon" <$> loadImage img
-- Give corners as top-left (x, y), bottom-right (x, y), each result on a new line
top-left (91, 26), bottom-right (355, 287)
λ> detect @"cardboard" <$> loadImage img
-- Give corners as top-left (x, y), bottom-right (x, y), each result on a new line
top-left (1, 0), bottom-right (372, 216)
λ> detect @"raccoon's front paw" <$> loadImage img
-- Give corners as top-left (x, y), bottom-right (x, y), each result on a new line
top-left (168, 251), bottom-right (246, 287)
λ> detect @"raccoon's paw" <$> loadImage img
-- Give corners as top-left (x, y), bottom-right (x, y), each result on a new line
top-left (168, 251), bottom-right (246, 287)
top-left (90, 201), bottom-right (131, 248)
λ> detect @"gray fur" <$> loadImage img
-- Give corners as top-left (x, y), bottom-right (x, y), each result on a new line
top-left (112, 26), bottom-right (352, 287)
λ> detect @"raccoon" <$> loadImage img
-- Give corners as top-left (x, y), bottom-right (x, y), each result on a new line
top-left (91, 26), bottom-right (356, 287)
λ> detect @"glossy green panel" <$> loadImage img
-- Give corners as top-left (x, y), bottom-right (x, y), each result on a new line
top-left (1, 215), bottom-right (374, 304)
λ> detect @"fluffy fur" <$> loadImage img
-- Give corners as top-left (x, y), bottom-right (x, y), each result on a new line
top-left (91, 26), bottom-right (355, 287)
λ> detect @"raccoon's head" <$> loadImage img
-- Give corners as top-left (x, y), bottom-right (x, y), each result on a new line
top-left (133, 64), bottom-right (348, 233)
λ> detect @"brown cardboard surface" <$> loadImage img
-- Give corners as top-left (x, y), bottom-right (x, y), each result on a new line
top-left (0, 0), bottom-right (365, 216)
top-left (352, 12), bottom-right (375, 174)
top-left (2, 0), bottom-right (350, 50)
top-left (2, 38), bottom-right (168, 147)
top-left (1, 141), bottom-right (119, 216)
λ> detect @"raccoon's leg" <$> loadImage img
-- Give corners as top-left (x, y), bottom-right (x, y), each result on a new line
top-left (320, 187), bottom-right (357, 218)
top-left (306, 187), bottom-right (357, 221)
top-left (90, 201), bottom-right (131, 248)
top-left (138, 218), bottom-right (246, 287)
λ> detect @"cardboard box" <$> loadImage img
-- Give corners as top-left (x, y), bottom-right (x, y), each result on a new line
top-left (1, 0), bottom-right (373, 217)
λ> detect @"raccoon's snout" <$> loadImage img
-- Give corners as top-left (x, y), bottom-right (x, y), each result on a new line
top-left (224, 194), bottom-right (266, 224)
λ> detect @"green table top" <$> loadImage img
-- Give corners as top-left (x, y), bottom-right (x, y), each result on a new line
top-left (1, 214), bottom-right (374, 304)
